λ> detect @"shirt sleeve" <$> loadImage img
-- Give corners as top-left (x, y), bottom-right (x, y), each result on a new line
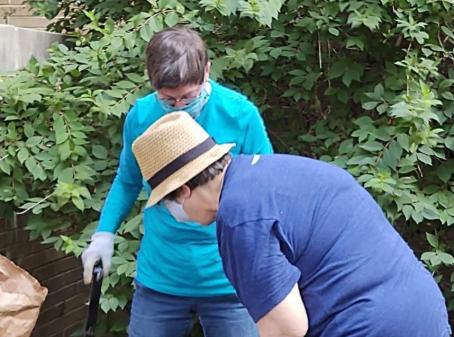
top-left (240, 102), bottom-right (274, 155)
top-left (96, 105), bottom-right (143, 233)
top-left (217, 219), bottom-right (301, 322)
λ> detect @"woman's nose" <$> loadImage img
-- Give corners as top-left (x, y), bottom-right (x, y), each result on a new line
top-left (174, 100), bottom-right (187, 108)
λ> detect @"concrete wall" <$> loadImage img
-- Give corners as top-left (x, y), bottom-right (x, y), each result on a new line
top-left (0, 24), bottom-right (64, 72)
top-left (0, 0), bottom-right (54, 29)
top-left (0, 0), bottom-right (65, 73)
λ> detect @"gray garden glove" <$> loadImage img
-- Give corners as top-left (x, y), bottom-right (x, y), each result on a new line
top-left (81, 232), bottom-right (115, 284)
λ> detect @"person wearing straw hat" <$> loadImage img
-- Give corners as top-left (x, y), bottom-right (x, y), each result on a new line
top-left (81, 26), bottom-right (271, 337)
top-left (132, 111), bottom-right (451, 337)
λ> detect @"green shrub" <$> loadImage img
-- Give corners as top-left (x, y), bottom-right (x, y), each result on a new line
top-left (1, 0), bottom-right (453, 334)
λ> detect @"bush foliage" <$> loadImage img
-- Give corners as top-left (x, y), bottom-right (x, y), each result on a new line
top-left (1, 0), bottom-right (453, 334)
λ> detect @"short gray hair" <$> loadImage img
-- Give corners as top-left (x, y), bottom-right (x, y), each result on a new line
top-left (146, 26), bottom-right (208, 89)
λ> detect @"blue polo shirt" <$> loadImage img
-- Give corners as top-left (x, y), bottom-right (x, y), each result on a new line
top-left (217, 154), bottom-right (450, 336)
top-left (96, 80), bottom-right (273, 296)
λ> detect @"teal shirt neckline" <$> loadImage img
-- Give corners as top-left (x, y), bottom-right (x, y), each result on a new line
top-left (97, 81), bottom-right (273, 296)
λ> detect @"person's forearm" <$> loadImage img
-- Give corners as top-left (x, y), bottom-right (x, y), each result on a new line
top-left (258, 324), bottom-right (308, 337)
top-left (97, 173), bottom-right (142, 233)
top-left (257, 284), bottom-right (308, 337)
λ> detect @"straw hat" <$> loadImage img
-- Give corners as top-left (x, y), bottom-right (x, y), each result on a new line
top-left (132, 111), bottom-right (234, 207)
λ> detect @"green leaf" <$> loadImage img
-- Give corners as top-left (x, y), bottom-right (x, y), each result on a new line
top-left (441, 26), bottom-right (454, 40)
top-left (363, 15), bottom-right (381, 31)
top-left (346, 36), bottom-right (364, 50)
top-left (416, 152), bottom-right (432, 165)
top-left (342, 62), bottom-right (364, 87)
top-left (436, 164), bottom-right (453, 183)
top-left (419, 145), bottom-right (435, 156)
top-left (429, 254), bottom-right (443, 266)
top-left (117, 263), bottom-right (128, 275)
top-left (53, 116), bottom-right (68, 145)
top-left (360, 141), bottom-right (383, 152)
top-left (75, 164), bottom-right (97, 182)
top-left (377, 103), bottom-right (388, 114)
top-left (390, 101), bottom-right (411, 119)
top-left (372, 128), bottom-right (391, 142)
top-left (126, 73), bottom-right (145, 83)
top-left (55, 167), bottom-right (74, 183)
top-left (402, 205), bottom-right (413, 220)
top-left (17, 147), bottom-right (30, 164)
top-left (422, 208), bottom-right (439, 220)
top-left (328, 59), bottom-right (347, 79)
top-left (219, 0), bottom-right (238, 15)
top-left (158, 0), bottom-right (178, 9)
top-left (374, 84), bottom-right (384, 97)
top-left (105, 89), bottom-right (126, 99)
top-left (25, 157), bottom-right (38, 174)
top-left (109, 296), bottom-right (120, 310)
top-left (140, 23), bottom-right (153, 42)
top-left (439, 252), bottom-right (454, 265)
top-left (445, 137), bottom-right (454, 151)
top-left (411, 211), bottom-right (424, 224)
top-left (5, 116), bottom-right (20, 121)
top-left (0, 159), bottom-right (11, 175)
top-left (100, 299), bottom-right (110, 313)
top-left (72, 196), bottom-right (85, 211)
top-left (397, 134), bottom-right (410, 150)
top-left (55, 130), bottom-right (69, 145)
top-left (353, 116), bottom-right (373, 127)
top-left (421, 251), bottom-right (434, 262)
top-left (269, 48), bottom-right (281, 58)
top-left (299, 134), bottom-right (317, 142)
top-left (347, 11), bottom-right (382, 31)
top-left (73, 145), bottom-right (87, 156)
top-left (381, 141), bottom-right (402, 170)
top-left (118, 213), bottom-right (142, 237)
top-left (59, 141), bottom-right (71, 161)
top-left (362, 101), bottom-right (378, 110)
top-left (328, 27), bottom-right (339, 36)
top-left (26, 136), bottom-right (43, 147)
top-left (347, 155), bottom-right (375, 166)
top-left (441, 91), bottom-right (454, 100)
top-left (164, 12), bottom-right (179, 27)
top-left (116, 81), bottom-right (136, 90)
top-left (338, 139), bottom-right (353, 154)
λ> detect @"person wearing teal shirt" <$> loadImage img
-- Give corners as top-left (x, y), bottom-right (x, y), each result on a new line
top-left (81, 26), bottom-right (272, 337)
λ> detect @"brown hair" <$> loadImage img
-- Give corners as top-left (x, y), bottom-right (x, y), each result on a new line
top-left (165, 153), bottom-right (231, 201)
top-left (146, 26), bottom-right (209, 89)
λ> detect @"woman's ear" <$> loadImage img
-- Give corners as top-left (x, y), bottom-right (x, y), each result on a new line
top-left (204, 61), bottom-right (211, 81)
top-left (176, 185), bottom-right (191, 203)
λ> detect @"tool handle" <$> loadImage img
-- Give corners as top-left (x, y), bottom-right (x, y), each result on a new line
top-left (84, 260), bottom-right (103, 337)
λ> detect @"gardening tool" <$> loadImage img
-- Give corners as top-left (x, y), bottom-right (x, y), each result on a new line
top-left (84, 260), bottom-right (103, 337)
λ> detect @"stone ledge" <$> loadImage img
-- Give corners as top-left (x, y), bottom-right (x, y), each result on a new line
top-left (0, 24), bottom-right (65, 72)
top-left (7, 15), bottom-right (51, 28)
top-left (0, 5), bottom-right (32, 17)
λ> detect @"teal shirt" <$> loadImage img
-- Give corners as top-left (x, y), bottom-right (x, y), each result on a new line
top-left (97, 80), bottom-right (273, 296)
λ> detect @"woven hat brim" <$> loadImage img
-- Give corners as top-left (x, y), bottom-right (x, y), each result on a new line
top-left (146, 143), bottom-right (234, 208)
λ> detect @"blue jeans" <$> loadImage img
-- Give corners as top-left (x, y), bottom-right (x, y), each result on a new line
top-left (128, 283), bottom-right (259, 337)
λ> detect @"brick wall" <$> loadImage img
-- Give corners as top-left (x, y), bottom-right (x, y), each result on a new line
top-left (0, 209), bottom-right (88, 337)
top-left (0, 0), bottom-right (55, 29)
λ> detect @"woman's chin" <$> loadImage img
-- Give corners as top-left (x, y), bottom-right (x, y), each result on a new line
top-left (198, 216), bottom-right (216, 226)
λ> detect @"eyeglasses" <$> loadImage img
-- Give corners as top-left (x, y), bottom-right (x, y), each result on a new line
top-left (159, 95), bottom-right (199, 107)
top-left (158, 86), bottom-right (203, 107)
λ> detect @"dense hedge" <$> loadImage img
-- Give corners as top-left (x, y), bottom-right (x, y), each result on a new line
top-left (1, 0), bottom-right (453, 334)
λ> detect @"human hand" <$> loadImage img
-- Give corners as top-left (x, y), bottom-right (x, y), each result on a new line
top-left (81, 232), bottom-right (115, 284)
